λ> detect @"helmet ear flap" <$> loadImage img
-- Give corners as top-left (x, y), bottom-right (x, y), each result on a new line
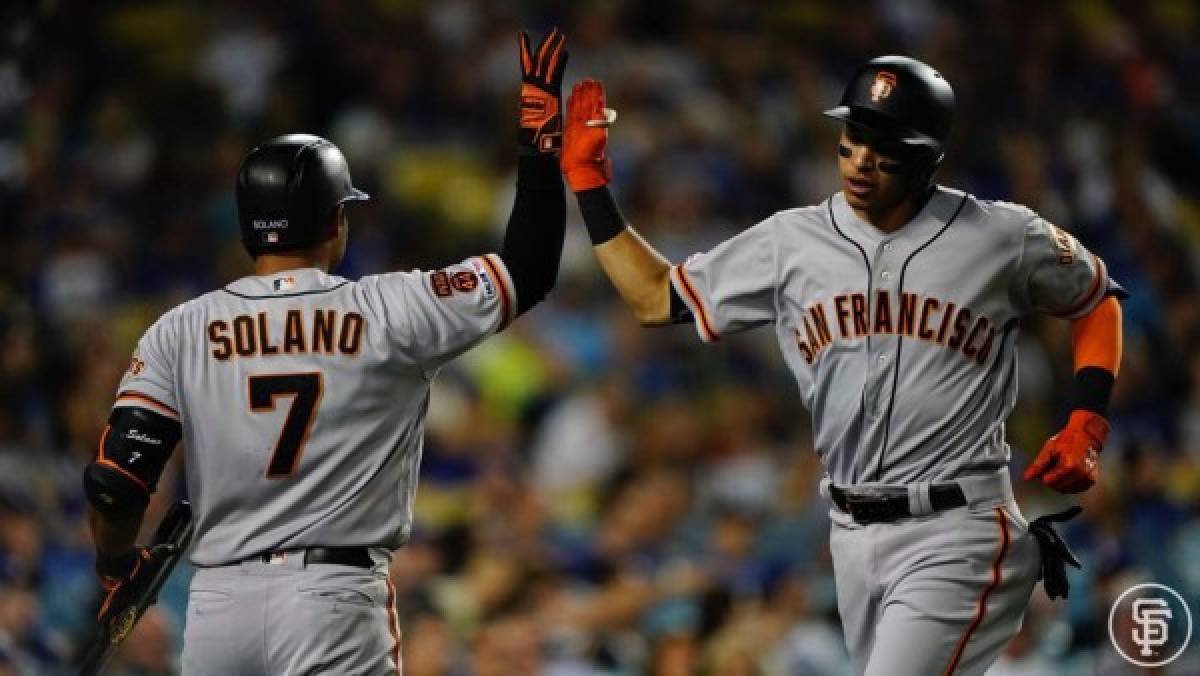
top-left (894, 146), bottom-right (941, 196)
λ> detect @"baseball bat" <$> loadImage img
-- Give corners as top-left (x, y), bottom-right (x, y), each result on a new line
top-left (78, 500), bottom-right (194, 676)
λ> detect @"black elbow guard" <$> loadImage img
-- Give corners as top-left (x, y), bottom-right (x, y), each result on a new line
top-left (83, 405), bottom-right (181, 517)
top-left (84, 462), bottom-right (150, 517)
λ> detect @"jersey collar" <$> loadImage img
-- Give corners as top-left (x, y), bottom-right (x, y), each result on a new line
top-left (830, 185), bottom-right (966, 249)
top-left (223, 268), bottom-right (348, 298)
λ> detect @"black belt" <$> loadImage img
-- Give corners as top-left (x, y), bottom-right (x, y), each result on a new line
top-left (830, 483), bottom-right (966, 524)
top-left (257, 546), bottom-right (373, 569)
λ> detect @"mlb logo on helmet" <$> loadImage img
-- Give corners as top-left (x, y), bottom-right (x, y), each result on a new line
top-left (871, 71), bottom-right (898, 102)
top-left (273, 276), bottom-right (296, 292)
top-left (266, 232), bottom-right (279, 243)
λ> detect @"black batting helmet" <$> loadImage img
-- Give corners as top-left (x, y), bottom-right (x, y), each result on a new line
top-left (236, 134), bottom-right (369, 256)
top-left (824, 55), bottom-right (955, 164)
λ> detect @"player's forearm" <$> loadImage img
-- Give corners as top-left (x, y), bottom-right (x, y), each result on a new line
top-left (594, 230), bottom-right (673, 324)
top-left (577, 187), bottom-right (672, 325)
top-left (88, 505), bottom-right (143, 557)
top-left (498, 155), bottom-right (565, 316)
top-left (1069, 296), bottom-right (1122, 415)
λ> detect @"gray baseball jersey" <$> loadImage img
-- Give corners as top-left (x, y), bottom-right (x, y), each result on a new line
top-left (670, 186), bottom-right (1111, 485)
top-left (114, 256), bottom-right (516, 566)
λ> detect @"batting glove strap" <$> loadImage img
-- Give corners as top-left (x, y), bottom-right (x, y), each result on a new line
top-left (1028, 506), bottom-right (1083, 600)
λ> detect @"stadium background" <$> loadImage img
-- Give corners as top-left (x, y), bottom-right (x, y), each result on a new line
top-left (2, 1), bottom-right (1200, 674)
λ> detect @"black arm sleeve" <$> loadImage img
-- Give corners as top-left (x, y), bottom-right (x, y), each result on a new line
top-left (498, 154), bottom-right (565, 316)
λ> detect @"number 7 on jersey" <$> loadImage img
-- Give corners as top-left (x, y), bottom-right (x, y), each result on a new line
top-left (248, 373), bottom-right (323, 478)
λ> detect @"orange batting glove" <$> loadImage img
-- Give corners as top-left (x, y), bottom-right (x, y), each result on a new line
top-left (518, 28), bottom-right (567, 155)
top-left (561, 78), bottom-right (614, 192)
top-left (1024, 410), bottom-right (1110, 494)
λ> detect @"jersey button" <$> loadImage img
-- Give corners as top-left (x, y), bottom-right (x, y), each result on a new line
top-left (883, 242), bottom-right (893, 252)
top-left (880, 270), bottom-right (891, 280)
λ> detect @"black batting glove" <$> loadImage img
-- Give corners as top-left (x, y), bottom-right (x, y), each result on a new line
top-left (95, 547), bottom-right (146, 591)
top-left (518, 27), bottom-right (568, 155)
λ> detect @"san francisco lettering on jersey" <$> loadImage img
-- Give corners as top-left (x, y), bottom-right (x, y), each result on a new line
top-left (794, 291), bottom-right (995, 366)
top-left (208, 309), bottom-right (365, 360)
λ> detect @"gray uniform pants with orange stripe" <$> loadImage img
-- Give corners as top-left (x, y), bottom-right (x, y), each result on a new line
top-left (181, 550), bottom-right (401, 675)
top-left (827, 470), bottom-right (1040, 676)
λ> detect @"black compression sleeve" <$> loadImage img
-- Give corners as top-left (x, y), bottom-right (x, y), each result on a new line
top-left (499, 154), bottom-right (566, 316)
top-left (577, 186), bottom-right (626, 245)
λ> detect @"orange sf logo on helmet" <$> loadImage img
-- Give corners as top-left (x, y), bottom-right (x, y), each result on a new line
top-left (870, 71), bottom-right (898, 102)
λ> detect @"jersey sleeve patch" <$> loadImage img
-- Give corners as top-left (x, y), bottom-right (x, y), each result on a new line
top-left (117, 310), bottom-right (181, 416)
top-left (1047, 224), bottom-right (1077, 265)
top-left (669, 261), bottom-right (719, 343)
top-left (429, 270), bottom-right (454, 297)
top-left (1055, 254), bottom-right (1109, 319)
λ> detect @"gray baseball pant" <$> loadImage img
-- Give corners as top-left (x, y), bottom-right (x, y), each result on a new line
top-left (825, 469), bottom-right (1041, 676)
top-left (180, 549), bottom-right (401, 675)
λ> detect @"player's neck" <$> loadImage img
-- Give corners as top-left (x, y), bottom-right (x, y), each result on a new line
top-left (254, 249), bottom-right (331, 276)
top-left (856, 187), bottom-right (934, 234)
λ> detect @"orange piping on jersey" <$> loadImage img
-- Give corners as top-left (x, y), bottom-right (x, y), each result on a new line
top-left (385, 577), bottom-right (403, 674)
top-left (1056, 255), bottom-right (1108, 319)
top-left (1072, 296), bottom-right (1122, 376)
top-left (481, 254), bottom-right (514, 330)
top-left (484, 253), bottom-right (516, 322)
top-left (672, 265), bottom-right (719, 342)
top-left (943, 508), bottom-right (1011, 675)
top-left (115, 392), bottom-right (179, 421)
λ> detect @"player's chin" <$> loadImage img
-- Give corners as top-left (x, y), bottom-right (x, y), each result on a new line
top-left (843, 188), bottom-right (878, 211)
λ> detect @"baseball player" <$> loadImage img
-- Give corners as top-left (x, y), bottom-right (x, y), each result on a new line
top-left (82, 28), bottom-right (569, 674)
top-left (560, 57), bottom-right (1124, 675)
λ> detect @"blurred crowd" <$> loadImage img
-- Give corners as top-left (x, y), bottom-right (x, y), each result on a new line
top-left (2, 0), bottom-right (1200, 674)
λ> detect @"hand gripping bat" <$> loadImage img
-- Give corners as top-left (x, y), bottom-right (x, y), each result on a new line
top-left (79, 500), bottom-right (194, 676)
